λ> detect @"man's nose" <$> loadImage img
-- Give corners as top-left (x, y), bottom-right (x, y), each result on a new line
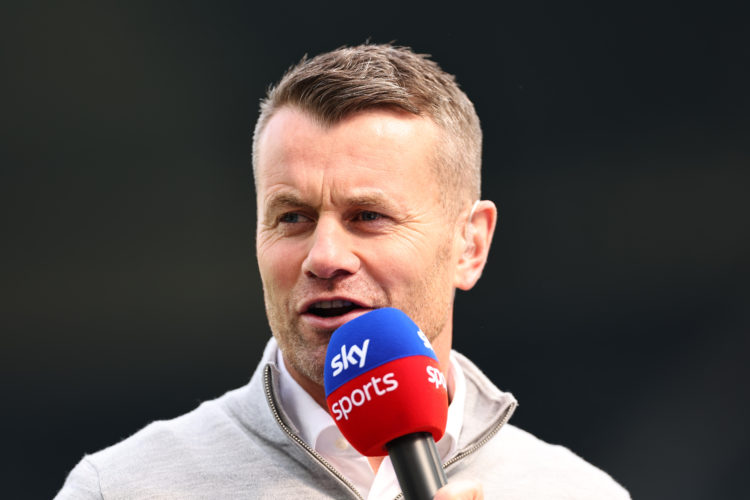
top-left (302, 217), bottom-right (360, 279)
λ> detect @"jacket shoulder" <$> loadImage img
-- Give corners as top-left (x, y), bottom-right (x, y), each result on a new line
top-left (453, 423), bottom-right (631, 499)
top-left (55, 392), bottom-right (254, 498)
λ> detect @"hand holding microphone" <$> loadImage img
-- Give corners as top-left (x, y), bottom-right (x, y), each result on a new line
top-left (433, 480), bottom-right (484, 500)
top-left (323, 308), bottom-right (450, 500)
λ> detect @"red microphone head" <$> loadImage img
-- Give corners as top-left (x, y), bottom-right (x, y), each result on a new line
top-left (323, 308), bottom-right (449, 457)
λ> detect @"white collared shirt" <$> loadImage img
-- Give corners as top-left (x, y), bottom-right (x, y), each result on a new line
top-left (276, 349), bottom-right (466, 499)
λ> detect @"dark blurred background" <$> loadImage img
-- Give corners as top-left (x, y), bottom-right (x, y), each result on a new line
top-left (2, 1), bottom-right (748, 498)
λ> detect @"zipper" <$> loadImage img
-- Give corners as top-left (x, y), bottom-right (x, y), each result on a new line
top-left (391, 399), bottom-right (517, 500)
top-left (442, 399), bottom-right (516, 469)
top-left (263, 364), bottom-right (364, 500)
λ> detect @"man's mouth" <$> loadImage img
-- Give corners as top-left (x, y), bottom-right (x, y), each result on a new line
top-left (306, 300), bottom-right (364, 318)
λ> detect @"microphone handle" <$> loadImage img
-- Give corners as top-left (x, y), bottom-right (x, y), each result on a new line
top-left (387, 432), bottom-right (448, 500)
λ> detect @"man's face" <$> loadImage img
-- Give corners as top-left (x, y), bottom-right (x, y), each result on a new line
top-left (255, 107), bottom-right (463, 393)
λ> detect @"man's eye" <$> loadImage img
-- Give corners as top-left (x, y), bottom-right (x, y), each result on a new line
top-left (356, 211), bottom-right (383, 222)
top-left (279, 212), bottom-right (308, 224)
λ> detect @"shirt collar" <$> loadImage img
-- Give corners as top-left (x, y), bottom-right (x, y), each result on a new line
top-left (439, 350), bottom-right (466, 458)
top-left (276, 350), bottom-right (333, 449)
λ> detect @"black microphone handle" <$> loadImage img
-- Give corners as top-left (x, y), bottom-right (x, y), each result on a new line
top-left (386, 432), bottom-right (448, 500)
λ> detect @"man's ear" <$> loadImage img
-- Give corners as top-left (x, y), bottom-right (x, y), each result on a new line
top-left (454, 200), bottom-right (497, 291)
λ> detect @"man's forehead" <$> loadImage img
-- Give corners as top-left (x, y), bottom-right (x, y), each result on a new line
top-left (255, 106), bottom-right (443, 190)
top-left (258, 106), bottom-right (440, 155)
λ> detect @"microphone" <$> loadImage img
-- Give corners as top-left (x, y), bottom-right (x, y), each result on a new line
top-left (324, 308), bottom-right (449, 500)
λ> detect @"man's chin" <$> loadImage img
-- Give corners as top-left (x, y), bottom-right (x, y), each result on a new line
top-left (272, 322), bottom-right (336, 386)
top-left (281, 345), bottom-right (327, 386)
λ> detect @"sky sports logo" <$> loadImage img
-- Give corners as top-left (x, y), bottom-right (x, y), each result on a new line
top-left (327, 336), bottom-right (447, 421)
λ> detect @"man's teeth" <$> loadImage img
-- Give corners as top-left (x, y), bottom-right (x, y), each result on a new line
top-left (315, 300), bottom-right (353, 309)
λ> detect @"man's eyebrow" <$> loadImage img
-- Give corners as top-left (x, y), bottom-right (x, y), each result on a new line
top-left (264, 192), bottom-right (310, 212)
top-left (266, 192), bottom-right (396, 208)
top-left (262, 191), bottom-right (402, 218)
top-left (346, 193), bottom-right (394, 208)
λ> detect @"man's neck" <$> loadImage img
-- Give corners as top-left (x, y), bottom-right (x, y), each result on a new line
top-left (282, 353), bottom-right (329, 409)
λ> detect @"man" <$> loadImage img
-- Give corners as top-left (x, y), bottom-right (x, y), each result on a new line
top-left (56, 44), bottom-right (629, 499)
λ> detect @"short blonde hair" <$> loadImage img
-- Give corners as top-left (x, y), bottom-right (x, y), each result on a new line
top-left (252, 43), bottom-right (482, 212)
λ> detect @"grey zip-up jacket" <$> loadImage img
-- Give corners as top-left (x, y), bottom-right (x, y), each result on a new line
top-left (56, 338), bottom-right (630, 499)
